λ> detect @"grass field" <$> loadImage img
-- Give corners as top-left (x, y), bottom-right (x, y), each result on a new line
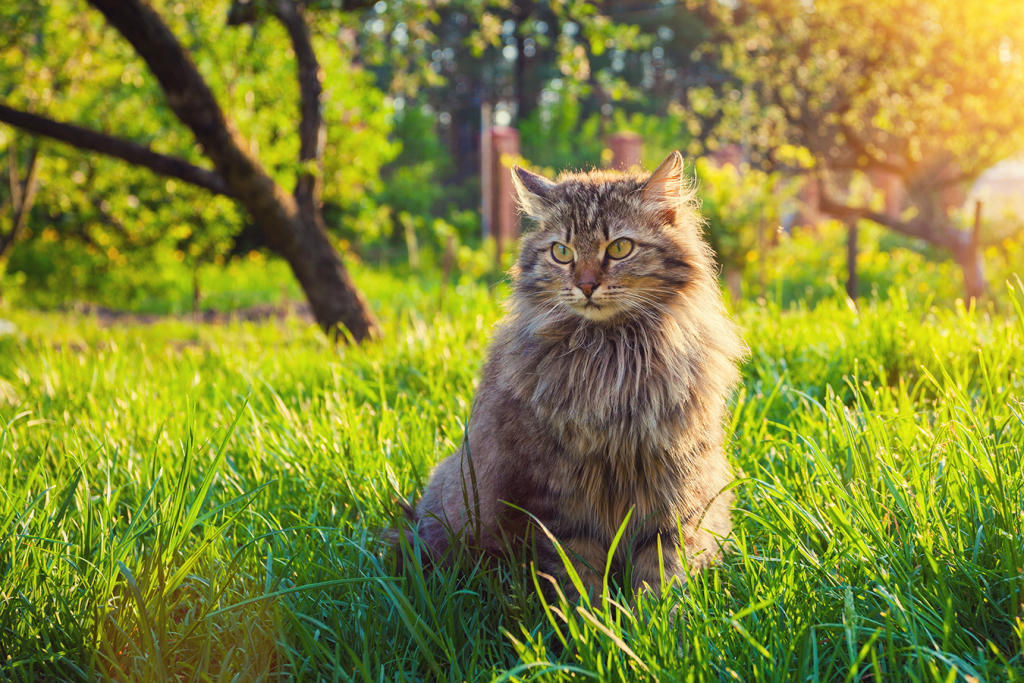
top-left (1, 269), bottom-right (1022, 682)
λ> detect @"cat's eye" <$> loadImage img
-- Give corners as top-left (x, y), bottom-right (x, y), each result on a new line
top-left (551, 243), bottom-right (574, 264)
top-left (606, 238), bottom-right (634, 260)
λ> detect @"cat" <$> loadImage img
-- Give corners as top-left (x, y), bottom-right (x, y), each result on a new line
top-left (398, 152), bottom-right (747, 598)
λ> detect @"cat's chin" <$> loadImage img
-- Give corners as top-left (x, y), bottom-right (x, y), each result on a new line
top-left (571, 302), bottom-right (625, 322)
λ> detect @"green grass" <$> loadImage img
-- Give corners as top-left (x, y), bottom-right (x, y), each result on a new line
top-left (0, 270), bottom-right (1022, 682)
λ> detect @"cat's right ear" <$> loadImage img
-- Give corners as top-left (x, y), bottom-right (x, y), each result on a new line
top-left (512, 166), bottom-right (555, 221)
top-left (640, 151), bottom-right (697, 229)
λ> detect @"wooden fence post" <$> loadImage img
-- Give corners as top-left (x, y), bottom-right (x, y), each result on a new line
top-left (846, 213), bottom-right (859, 301)
top-left (870, 168), bottom-right (905, 218)
top-left (608, 131), bottom-right (643, 170)
top-left (490, 126), bottom-right (521, 268)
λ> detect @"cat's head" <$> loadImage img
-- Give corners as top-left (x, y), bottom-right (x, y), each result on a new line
top-left (510, 152), bottom-right (710, 325)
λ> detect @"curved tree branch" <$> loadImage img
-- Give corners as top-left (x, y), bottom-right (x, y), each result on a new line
top-left (271, 0), bottom-right (326, 226)
top-left (837, 121), bottom-right (910, 176)
top-left (817, 184), bottom-right (947, 245)
top-left (0, 103), bottom-right (234, 198)
top-left (86, 0), bottom-right (289, 215)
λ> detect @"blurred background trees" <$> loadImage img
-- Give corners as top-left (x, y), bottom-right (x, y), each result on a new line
top-left (0, 0), bottom-right (396, 339)
top-left (694, 157), bottom-right (798, 302)
top-left (1, 0), bottom-right (1022, 332)
top-left (691, 0), bottom-right (1024, 299)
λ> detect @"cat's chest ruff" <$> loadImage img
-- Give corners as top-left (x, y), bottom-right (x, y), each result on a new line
top-left (506, 326), bottom-right (701, 455)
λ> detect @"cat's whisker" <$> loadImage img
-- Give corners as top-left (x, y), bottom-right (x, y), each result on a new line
top-left (633, 286), bottom-right (685, 299)
top-left (531, 298), bottom-right (573, 331)
top-left (618, 291), bottom-right (674, 320)
top-left (630, 289), bottom-right (676, 309)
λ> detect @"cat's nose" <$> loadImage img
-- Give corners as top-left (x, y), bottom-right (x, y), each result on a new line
top-left (577, 277), bottom-right (599, 298)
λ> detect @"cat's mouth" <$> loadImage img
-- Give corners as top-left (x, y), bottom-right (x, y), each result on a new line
top-left (571, 299), bottom-right (622, 322)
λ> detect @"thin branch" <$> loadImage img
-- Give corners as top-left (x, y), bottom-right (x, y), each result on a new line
top-left (0, 143), bottom-right (40, 260)
top-left (817, 184), bottom-right (949, 246)
top-left (271, 0), bottom-right (325, 225)
top-left (0, 104), bottom-right (234, 198)
top-left (838, 121), bottom-right (909, 176)
top-left (11, 147), bottom-right (39, 239)
top-left (88, 195), bottom-right (166, 250)
top-left (8, 136), bottom-right (22, 210)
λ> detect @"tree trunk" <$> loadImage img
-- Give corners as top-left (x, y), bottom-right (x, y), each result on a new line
top-left (724, 267), bottom-right (742, 305)
top-left (845, 215), bottom-right (858, 300)
top-left (83, 0), bottom-right (380, 341)
top-left (953, 205), bottom-right (986, 304)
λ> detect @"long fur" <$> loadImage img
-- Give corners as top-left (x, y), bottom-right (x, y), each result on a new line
top-left (401, 154), bottom-right (748, 595)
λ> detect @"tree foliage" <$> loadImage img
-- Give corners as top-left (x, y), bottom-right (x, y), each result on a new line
top-left (690, 0), bottom-right (1024, 297)
top-left (693, 0), bottom-right (1024, 177)
top-left (695, 157), bottom-right (796, 275)
top-left (0, 0), bottom-right (396, 310)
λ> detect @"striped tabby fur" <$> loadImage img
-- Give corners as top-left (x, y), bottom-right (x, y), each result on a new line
top-left (403, 152), bottom-right (747, 596)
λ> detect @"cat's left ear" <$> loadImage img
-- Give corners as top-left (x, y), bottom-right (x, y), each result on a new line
top-left (641, 151), bottom-right (688, 223)
top-left (512, 165), bottom-right (555, 221)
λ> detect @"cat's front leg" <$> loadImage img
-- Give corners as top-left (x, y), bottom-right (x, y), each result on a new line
top-left (629, 526), bottom-right (727, 595)
top-left (628, 529), bottom-right (686, 595)
top-left (535, 534), bottom-right (608, 604)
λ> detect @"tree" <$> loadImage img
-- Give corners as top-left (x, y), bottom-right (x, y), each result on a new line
top-left (0, 0), bottom-right (383, 340)
top-left (692, 0), bottom-right (1024, 300)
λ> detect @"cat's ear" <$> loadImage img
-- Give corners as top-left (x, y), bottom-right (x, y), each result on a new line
top-left (512, 165), bottom-right (555, 221)
top-left (641, 151), bottom-right (687, 222)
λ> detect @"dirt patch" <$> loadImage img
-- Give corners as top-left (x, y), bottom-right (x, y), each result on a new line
top-left (70, 302), bottom-right (316, 326)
